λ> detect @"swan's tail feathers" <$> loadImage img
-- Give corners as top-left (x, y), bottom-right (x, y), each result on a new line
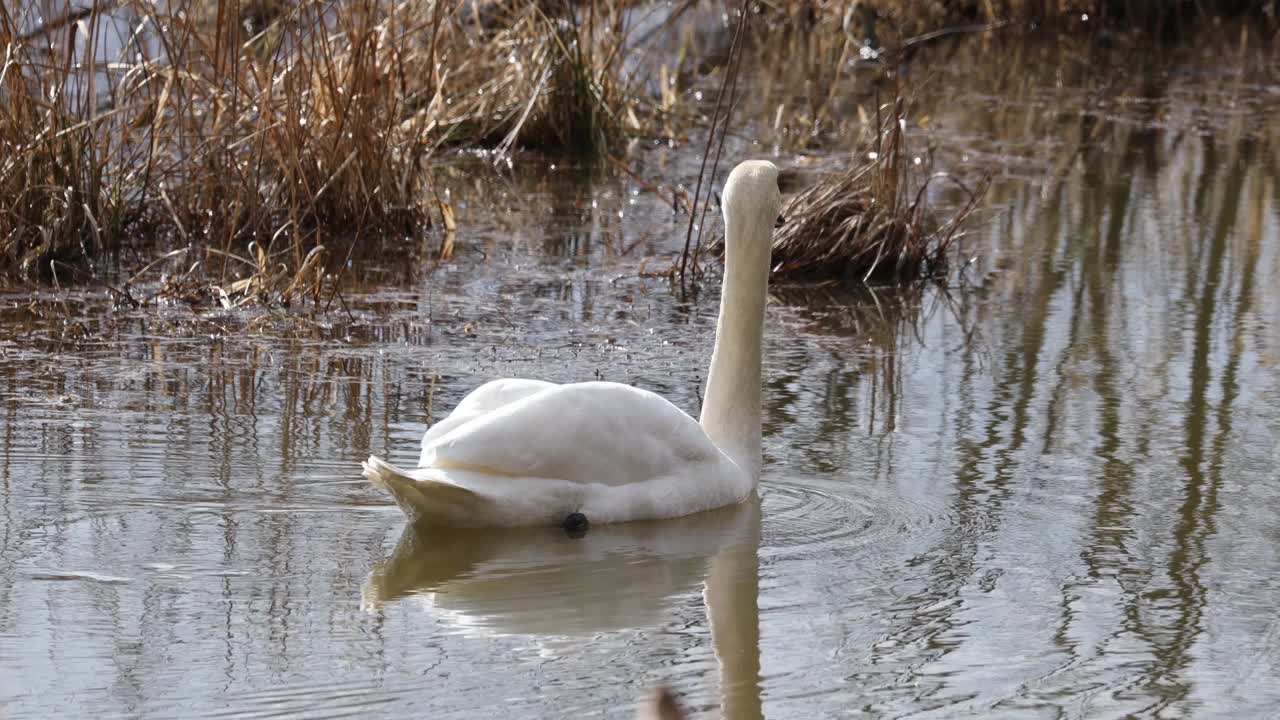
top-left (362, 456), bottom-right (489, 527)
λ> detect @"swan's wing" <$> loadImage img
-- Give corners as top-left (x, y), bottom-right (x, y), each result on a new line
top-left (422, 381), bottom-right (722, 487)
top-left (420, 378), bottom-right (557, 458)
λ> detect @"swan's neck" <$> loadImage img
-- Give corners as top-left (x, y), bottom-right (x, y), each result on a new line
top-left (699, 210), bottom-right (770, 484)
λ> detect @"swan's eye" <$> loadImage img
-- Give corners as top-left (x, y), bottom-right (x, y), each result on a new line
top-left (774, 214), bottom-right (786, 229)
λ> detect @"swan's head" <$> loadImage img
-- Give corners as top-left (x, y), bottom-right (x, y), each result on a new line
top-left (722, 160), bottom-right (782, 242)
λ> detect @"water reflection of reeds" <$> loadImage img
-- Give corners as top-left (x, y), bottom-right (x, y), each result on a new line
top-left (738, 28), bottom-right (1280, 714)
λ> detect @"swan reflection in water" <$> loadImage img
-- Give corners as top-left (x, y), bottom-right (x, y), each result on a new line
top-left (363, 501), bottom-right (764, 719)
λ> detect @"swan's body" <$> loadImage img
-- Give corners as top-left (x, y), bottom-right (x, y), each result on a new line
top-left (364, 380), bottom-right (748, 526)
top-left (363, 160), bottom-right (782, 527)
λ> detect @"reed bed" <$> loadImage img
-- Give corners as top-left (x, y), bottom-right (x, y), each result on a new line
top-left (1, 0), bottom-right (654, 288)
top-left (767, 0), bottom-right (1276, 41)
top-left (6, 0), bottom-right (1265, 295)
top-left (769, 98), bottom-right (990, 285)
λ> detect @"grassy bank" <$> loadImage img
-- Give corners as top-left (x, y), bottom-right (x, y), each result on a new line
top-left (769, 99), bottom-right (990, 284)
top-left (1, 0), bottom-right (650, 287)
top-left (3, 0), bottom-right (1271, 290)
top-left (775, 0), bottom-right (1277, 41)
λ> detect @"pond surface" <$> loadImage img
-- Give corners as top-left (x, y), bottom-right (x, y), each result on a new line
top-left (4, 28), bottom-right (1280, 719)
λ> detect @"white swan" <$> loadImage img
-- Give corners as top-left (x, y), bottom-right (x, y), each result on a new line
top-left (362, 159), bottom-right (781, 527)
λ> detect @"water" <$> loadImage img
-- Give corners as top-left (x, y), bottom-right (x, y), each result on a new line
top-left (4, 27), bottom-right (1280, 719)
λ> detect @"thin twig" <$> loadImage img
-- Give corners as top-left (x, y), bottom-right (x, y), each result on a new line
top-left (677, 0), bottom-right (750, 290)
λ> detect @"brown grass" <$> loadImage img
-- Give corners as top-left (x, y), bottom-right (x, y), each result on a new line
top-left (769, 97), bottom-right (990, 285)
top-left (768, 0), bottom-right (1276, 42)
top-left (638, 687), bottom-right (687, 720)
top-left (0, 0), bottom-right (656, 286)
top-left (7, 0), bottom-right (1262, 292)
top-left (2, 0), bottom-right (426, 281)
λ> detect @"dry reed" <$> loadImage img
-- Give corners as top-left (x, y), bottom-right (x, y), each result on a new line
top-left (637, 687), bottom-right (687, 720)
top-left (5, 0), bottom-right (1263, 291)
top-left (1, 0), bottom-right (656, 287)
top-left (768, 0), bottom-right (1276, 41)
top-left (769, 97), bottom-right (990, 285)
